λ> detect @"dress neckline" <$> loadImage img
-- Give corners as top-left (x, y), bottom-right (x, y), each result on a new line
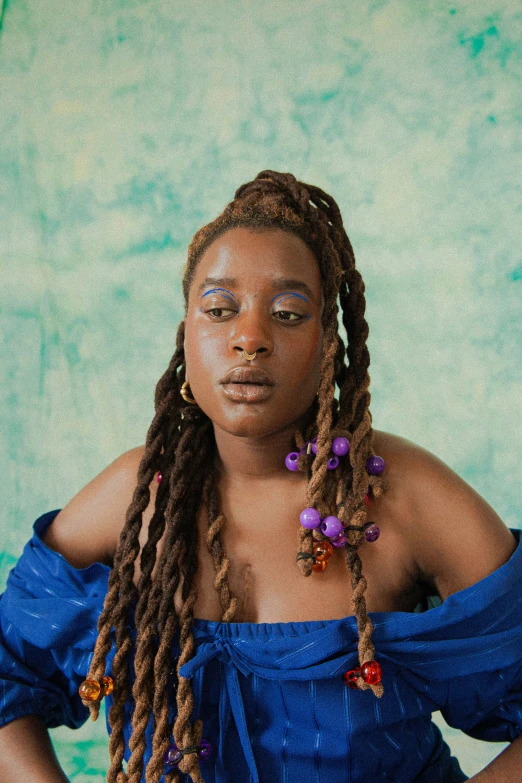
top-left (34, 509), bottom-right (521, 635)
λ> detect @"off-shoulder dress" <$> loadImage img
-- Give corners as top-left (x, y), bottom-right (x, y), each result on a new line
top-left (1, 510), bottom-right (522, 782)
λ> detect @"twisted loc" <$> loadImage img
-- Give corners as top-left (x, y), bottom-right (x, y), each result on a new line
top-left (86, 170), bottom-right (386, 783)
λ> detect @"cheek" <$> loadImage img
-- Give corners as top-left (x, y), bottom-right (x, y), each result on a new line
top-left (302, 332), bottom-right (323, 394)
top-left (283, 325), bottom-right (324, 402)
top-left (183, 319), bottom-right (228, 405)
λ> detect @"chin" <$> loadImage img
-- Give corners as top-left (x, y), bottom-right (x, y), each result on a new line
top-left (220, 418), bottom-right (280, 439)
top-left (213, 406), bottom-right (298, 440)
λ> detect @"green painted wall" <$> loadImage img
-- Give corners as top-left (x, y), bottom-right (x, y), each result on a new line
top-left (1, 1), bottom-right (521, 778)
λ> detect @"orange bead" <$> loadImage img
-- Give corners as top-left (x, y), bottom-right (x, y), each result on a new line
top-left (313, 541), bottom-right (334, 562)
top-left (101, 676), bottom-right (114, 696)
top-left (312, 559), bottom-right (328, 572)
top-left (79, 679), bottom-right (101, 702)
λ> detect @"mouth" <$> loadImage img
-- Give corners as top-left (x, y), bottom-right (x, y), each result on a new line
top-left (220, 367), bottom-right (274, 385)
top-left (219, 367), bottom-right (275, 403)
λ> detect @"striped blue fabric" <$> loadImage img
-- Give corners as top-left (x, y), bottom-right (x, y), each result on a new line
top-left (1, 510), bottom-right (522, 782)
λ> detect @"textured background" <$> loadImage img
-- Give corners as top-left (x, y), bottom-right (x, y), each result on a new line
top-left (1, 0), bottom-right (521, 779)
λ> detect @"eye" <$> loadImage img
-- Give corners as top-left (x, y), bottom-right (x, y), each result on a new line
top-left (274, 310), bottom-right (303, 322)
top-left (206, 307), bottom-right (236, 319)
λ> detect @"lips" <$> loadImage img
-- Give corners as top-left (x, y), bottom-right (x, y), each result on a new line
top-left (219, 366), bottom-right (275, 403)
top-left (220, 367), bottom-right (274, 386)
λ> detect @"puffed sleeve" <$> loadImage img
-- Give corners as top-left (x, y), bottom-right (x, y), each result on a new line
top-left (0, 510), bottom-right (110, 729)
top-left (441, 660), bottom-right (522, 743)
top-left (438, 529), bottom-right (522, 743)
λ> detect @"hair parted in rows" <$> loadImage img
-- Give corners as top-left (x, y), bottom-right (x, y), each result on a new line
top-left (81, 170), bottom-right (385, 783)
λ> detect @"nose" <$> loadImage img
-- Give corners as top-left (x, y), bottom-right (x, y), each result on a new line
top-left (229, 309), bottom-right (274, 359)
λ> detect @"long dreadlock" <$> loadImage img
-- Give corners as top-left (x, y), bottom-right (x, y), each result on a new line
top-left (81, 171), bottom-right (385, 783)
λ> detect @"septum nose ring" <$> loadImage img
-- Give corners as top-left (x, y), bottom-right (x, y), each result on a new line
top-left (241, 350), bottom-right (257, 361)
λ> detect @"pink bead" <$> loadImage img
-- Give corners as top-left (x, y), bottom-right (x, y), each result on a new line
top-left (320, 515), bottom-right (343, 538)
top-left (285, 452), bottom-right (300, 471)
top-left (332, 437), bottom-right (350, 456)
top-left (300, 507), bottom-right (321, 529)
top-left (157, 472), bottom-right (162, 484)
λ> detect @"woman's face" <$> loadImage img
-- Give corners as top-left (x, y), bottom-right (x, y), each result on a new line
top-left (184, 227), bottom-right (324, 439)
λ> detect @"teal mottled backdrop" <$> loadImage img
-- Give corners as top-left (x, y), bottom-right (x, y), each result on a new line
top-left (1, 1), bottom-right (521, 779)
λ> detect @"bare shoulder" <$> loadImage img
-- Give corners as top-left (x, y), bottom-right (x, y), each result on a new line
top-left (42, 445), bottom-right (152, 569)
top-left (372, 429), bottom-right (517, 600)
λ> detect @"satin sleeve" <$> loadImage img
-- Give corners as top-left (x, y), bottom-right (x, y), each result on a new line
top-left (0, 510), bottom-right (110, 729)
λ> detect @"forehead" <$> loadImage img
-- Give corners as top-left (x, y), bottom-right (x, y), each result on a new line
top-left (189, 227), bottom-right (322, 299)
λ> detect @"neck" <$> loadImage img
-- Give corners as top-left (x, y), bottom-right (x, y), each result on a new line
top-left (213, 420), bottom-right (311, 482)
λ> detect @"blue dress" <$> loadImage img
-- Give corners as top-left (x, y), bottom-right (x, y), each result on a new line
top-left (1, 510), bottom-right (522, 783)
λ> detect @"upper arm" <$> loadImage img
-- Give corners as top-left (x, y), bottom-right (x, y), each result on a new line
top-left (385, 435), bottom-right (517, 600)
top-left (43, 446), bottom-right (149, 569)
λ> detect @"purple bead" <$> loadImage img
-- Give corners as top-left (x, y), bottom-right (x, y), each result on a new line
top-left (164, 744), bottom-right (183, 768)
top-left (311, 437), bottom-right (318, 455)
top-left (300, 507), bottom-right (321, 529)
top-left (285, 452), bottom-right (300, 471)
top-left (199, 739), bottom-right (212, 760)
top-left (332, 437), bottom-right (350, 456)
top-left (320, 515), bottom-right (343, 538)
top-left (366, 455), bottom-right (385, 476)
top-left (327, 456), bottom-right (340, 470)
top-left (364, 523), bottom-right (380, 543)
top-left (331, 532), bottom-right (347, 548)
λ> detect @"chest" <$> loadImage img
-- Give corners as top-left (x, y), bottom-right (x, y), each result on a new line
top-left (168, 486), bottom-right (426, 623)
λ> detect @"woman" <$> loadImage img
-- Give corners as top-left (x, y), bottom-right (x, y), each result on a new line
top-left (0, 170), bottom-right (521, 783)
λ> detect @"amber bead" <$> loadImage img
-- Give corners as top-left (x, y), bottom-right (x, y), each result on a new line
top-left (311, 559), bottom-right (328, 572)
top-left (343, 667), bottom-right (361, 689)
top-left (79, 679), bottom-right (101, 702)
top-left (313, 540), bottom-right (334, 562)
top-left (361, 660), bottom-right (382, 685)
top-left (101, 676), bottom-right (114, 696)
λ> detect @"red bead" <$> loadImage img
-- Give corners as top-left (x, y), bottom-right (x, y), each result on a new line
top-left (343, 667), bottom-right (361, 689)
top-left (365, 494), bottom-right (370, 507)
top-left (361, 660), bottom-right (382, 685)
top-left (157, 472), bottom-right (162, 484)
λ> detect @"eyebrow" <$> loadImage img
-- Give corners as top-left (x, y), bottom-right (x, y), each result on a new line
top-left (197, 277), bottom-right (238, 295)
top-left (198, 277), bottom-right (316, 302)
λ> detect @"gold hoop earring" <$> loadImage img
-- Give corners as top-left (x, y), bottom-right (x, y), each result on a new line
top-left (241, 350), bottom-right (257, 361)
top-left (180, 380), bottom-right (198, 405)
